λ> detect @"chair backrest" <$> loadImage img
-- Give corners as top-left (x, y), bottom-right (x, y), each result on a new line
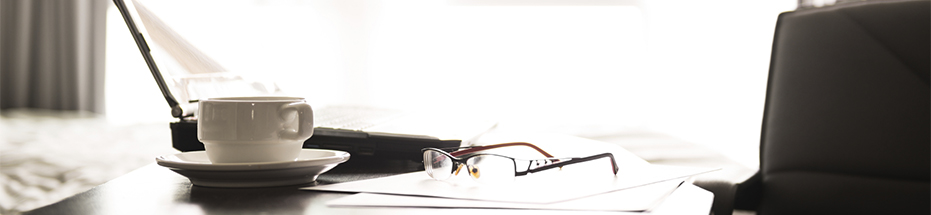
top-left (759, 0), bottom-right (929, 214)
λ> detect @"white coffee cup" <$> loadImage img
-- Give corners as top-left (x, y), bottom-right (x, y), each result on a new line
top-left (197, 96), bottom-right (314, 163)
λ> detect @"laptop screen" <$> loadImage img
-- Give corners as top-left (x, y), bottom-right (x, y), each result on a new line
top-left (113, 0), bottom-right (283, 118)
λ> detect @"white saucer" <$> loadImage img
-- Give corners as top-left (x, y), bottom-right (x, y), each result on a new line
top-left (156, 149), bottom-right (350, 188)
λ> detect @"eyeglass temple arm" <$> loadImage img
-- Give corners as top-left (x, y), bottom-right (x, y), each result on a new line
top-left (517, 153), bottom-right (619, 176)
top-left (449, 142), bottom-right (556, 158)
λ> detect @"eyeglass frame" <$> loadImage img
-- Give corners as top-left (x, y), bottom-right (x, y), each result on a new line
top-left (421, 142), bottom-right (619, 180)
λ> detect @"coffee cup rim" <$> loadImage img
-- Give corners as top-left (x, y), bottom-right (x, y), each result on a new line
top-left (201, 96), bottom-right (306, 102)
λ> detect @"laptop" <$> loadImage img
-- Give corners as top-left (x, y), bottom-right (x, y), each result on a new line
top-left (112, 0), bottom-right (494, 161)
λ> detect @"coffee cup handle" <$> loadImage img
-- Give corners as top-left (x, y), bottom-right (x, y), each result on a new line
top-left (279, 102), bottom-right (314, 141)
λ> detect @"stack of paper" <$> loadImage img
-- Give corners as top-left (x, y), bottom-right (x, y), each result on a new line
top-left (302, 164), bottom-right (718, 213)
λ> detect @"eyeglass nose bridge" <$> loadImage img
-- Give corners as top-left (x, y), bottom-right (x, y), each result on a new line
top-left (469, 166), bottom-right (480, 179)
top-left (453, 163), bottom-right (482, 179)
top-left (454, 163), bottom-right (465, 176)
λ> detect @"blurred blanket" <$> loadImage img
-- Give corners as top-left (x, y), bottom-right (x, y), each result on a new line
top-left (0, 110), bottom-right (177, 214)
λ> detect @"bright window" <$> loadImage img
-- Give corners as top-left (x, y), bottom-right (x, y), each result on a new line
top-left (106, 0), bottom-right (796, 168)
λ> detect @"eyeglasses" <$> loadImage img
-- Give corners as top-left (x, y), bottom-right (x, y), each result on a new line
top-left (422, 142), bottom-right (619, 183)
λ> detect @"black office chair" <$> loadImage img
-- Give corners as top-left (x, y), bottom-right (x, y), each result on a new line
top-left (697, 1), bottom-right (930, 214)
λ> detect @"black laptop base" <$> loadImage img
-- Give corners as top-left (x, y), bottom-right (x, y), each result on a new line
top-left (170, 120), bottom-right (460, 161)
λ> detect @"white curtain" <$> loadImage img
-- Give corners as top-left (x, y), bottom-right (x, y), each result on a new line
top-left (1, 0), bottom-right (108, 113)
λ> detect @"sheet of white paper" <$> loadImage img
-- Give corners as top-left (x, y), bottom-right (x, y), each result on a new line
top-left (326, 179), bottom-right (684, 212)
top-left (302, 164), bottom-right (718, 204)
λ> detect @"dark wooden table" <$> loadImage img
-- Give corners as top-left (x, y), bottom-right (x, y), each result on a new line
top-left (25, 152), bottom-right (713, 215)
top-left (23, 157), bottom-right (425, 215)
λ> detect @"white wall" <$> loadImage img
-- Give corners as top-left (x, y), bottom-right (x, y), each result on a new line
top-left (106, 0), bottom-right (796, 168)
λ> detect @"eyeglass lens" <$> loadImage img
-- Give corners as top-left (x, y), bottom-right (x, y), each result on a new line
top-left (423, 149), bottom-right (518, 183)
top-left (424, 150), bottom-right (454, 180)
top-left (465, 155), bottom-right (516, 183)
